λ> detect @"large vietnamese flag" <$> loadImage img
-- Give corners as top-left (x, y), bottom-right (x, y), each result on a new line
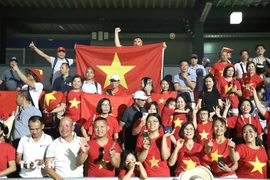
top-left (76, 43), bottom-right (164, 94)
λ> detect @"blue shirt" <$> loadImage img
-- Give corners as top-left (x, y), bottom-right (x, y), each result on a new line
top-left (0, 69), bottom-right (21, 90)
top-left (52, 75), bottom-right (73, 93)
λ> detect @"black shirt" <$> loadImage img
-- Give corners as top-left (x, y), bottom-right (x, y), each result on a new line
top-left (199, 90), bottom-right (221, 112)
top-left (52, 75), bottom-right (73, 93)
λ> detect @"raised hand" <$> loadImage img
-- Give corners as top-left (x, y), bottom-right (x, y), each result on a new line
top-left (228, 138), bottom-right (235, 149)
top-left (176, 138), bottom-right (184, 149)
top-left (80, 138), bottom-right (90, 153)
top-left (207, 139), bottom-right (213, 148)
top-left (163, 129), bottom-right (175, 138)
top-left (224, 99), bottom-right (231, 108)
top-left (29, 41), bottom-right (35, 48)
top-left (109, 142), bottom-right (116, 158)
top-left (12, 64), bottom-right (19, 71)
top-left (115, 27), bottom-right (121, 33)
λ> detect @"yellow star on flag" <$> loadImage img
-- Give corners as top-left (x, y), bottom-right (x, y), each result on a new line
top-left (159, 98), bottom-right (165, 104)
top-left (97, 53), bottom-right (135, 89)
top-left (148, 156), bottom-right (160, 168)
top-left (244, 83), bottom-right (253, 91)
top-left (174, 118), bottom-right (183, 128)
top-left (45, 92), bottom-right (56, 106)
top-left (210, 150), bottom-right (223, 162)
top-left (183, 159), bottom-right (196, 170)
top-left (69, 98), bottom-right (80, 109)
top-left (199, 130), bottom-right (209, 140)
top-left (249, 156), bottom-right (266, 174)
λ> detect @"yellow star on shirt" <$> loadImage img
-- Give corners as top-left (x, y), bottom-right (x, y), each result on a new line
top-left (199, 130), bottom-right (209, 140)
top-left (97, 53), bottom-right (135, 89)
top-left (174, 118), bottom-right (183, 128)
top-left (220, 70), bottom-right (224, 76)
top-left (148, 156), bottom-right (160, 168)
top-left (69, 98), bottom-right (80, 109)
top-left (159, 98), bottom-right (165, 104)
top-left (183, 159), bottom-right (196, 170)
top-left (244, 83), bottom-right (253, 91)
top-left (210, 150), bottom-right (223, 162)
top-left (97, 159), bottom-right (109, 170)
top-left (249, 156), bottom-right (266, 174)
top-left (45, 92), bottom-right (56, 106)
top-left (170, 115), bottom-right (173, 122)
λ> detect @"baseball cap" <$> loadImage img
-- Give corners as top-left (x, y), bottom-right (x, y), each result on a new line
top-left (10, 57), bottom-right (18, 62)
top-left (133, 90), bottom-right (148, 100)
top-left (110, 75), bottom-right (120, 81)
top-left (57, 47), bottom-right (66, 52)
top-left (191, 54), bottom-right (198, 59)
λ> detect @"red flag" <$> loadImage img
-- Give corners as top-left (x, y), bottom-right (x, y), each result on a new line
top-left (76, 43), bottom-right (164, 94)
top-left (151, 92), bottom-right (177, 112)
top-left (0, 91), bottom-right (18, 120)
top-left (80, 93), bottom-right (133, 124)
top-left (241, 72), bottom-right (252, 98)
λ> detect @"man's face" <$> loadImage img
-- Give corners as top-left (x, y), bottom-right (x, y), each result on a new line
top-left (135, 99), bottom-right (146, 108)
top-left (180, 61), bottom-right (189, 73)
top-left (29, 121), bottom-right (44, 139)
top-left (60, 64), bottom-right (69, 75)
top-left (9, 61), bottom-right (17, 68)
top-left (241, 51), bottom-right (249, 61)
top-left (190, 58), bottom-right (198, 66)
top-left (57, 51), bottom-right (66, 59)
top-left (220, 52), bottom-right (228, 62)
top-left (59, 119), bottom-right (74, 139)
top-left (110, 80), bottom-right (120, 88)
top-left (133, 38), bottom-right (143, 46)
top-left (256, 46), bottom-right (265, 56)
top-left (15, 94), bottom-right (23, 106)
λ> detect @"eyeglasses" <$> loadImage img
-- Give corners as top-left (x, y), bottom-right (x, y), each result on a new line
top-left (147, 120), bottom-right (159, 124)
top-left (94, 147), bottom-right (104, 164)
top-left (110, 80), bottom-right (119, 82)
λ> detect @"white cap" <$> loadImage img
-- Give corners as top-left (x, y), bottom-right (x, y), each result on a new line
top-left (133, 90), bottom-right (148, 100)
top-left (110, 75), bottom-right (120, 81)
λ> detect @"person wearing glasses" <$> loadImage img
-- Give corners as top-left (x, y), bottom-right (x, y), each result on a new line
top-left (45, 117), bottom-right (89, 179)
top-left (136, 113), bottom-right (171, 177)
top-left (86, 117), bottom-right (121, 177)
top-left (105, 75), bottom-right (127, 96)
top-left (120, 90), bottom-right (148, 150)
top-left (217, 66), bottom-right (242, 116)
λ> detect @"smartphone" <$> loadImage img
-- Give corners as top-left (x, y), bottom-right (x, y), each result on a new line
top-left (218, 157), bottom-right (226, 166)
top-left (142, 112), bottom-right (148, 119)
top-left (146, 79), bottom-right (152, 88)
top-left (164, 126), bottom-right (173, 134)
top-left (142, 130), bottom-right (151, 145)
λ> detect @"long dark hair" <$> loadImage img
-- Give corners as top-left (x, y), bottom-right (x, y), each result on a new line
top-left (202, 74), bottom-right (218, 92)
top-left (141, 77), bottom-right (155, 93)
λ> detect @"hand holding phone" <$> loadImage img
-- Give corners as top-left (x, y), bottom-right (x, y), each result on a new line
top-left (142, 112), bottom-right (148, 119)
top-left (163, 126), bottom-right (173, 134)
top-left (142, 130), bottom-right (151, 145)
top-left (218, 157), bottom-right (226, 166)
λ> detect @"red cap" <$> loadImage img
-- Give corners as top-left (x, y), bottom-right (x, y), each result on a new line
top-left (221, 47), bottom-right (234, 53)
top-left (57, 46), bottom-right (66, 52)
top-left (25, 68), bottom-right (43, 82)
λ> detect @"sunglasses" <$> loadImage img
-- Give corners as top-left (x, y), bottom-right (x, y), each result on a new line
top-left (94, 147), bottom-right (104, 164)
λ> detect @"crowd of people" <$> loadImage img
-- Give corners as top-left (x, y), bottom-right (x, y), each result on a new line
top-left (1, 31), bottom-right (270, 179)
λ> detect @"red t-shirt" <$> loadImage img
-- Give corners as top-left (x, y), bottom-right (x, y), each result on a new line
top-left (118, 169), bottom-right (140, 178)
top-left (226, 115), bottom-right (263, 138)
top-left (83, 114), bottom-right (120, 140)
top-left (61, 90), bottom-right (83, 122)
top-left (87, 139), bottom-right (120, 177)
top-left (172, 113), bottom-right (188, 140)
top-left (161, 107), bottom-right (175, 127)
top-left (203, 138), bottom-right (236, 177)
top-left (235, 144), bottom-right (268, 178)
top-left (105, 89), bottom-right (128, 96)
top-left (136, 133), bottom-right (171, 177)
top-left (133, 118), bottom-right (147, 135)
top-left (240, 73), bottom-right (263, 98)
top-left (217, 77), bottom-right (241, 109)
top-left (209, 62), bottom-right (233, 83)
top-left (0, 141), bottom-right (15, 172)
top-left (175, 142), bottom-right (204, 176)
top-left (196, 122), bottom-right (213, 145)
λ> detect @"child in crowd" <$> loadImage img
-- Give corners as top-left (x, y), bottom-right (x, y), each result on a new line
top-left (118, 150), bottom-right (147, 180)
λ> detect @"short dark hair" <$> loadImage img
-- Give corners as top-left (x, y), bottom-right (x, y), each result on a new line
top-left (18, 90), bottom-right (31, 102)
top-left (0, 121), bottom-right (9, 137)
top-left (239, 50), bottom-right (249, 56)
top-left (238, 99), bottom-right (254, 115)
top-left (120, 150), bottom-right (137, 170)
top-left (145, 101), bottom-right (160, 114)
top-left (179, 60), bottom-right (189, 66)
top-left (199, 107), bottom-right (209, 117)
top-left (72, 75), bottom-right (83, 83)
top-left (255, 44), bottom-right (265, 51)
top-left (222, 65), bottom-right (235, 77)
top-left (28, 116), bottom-right (43, 124)
top-left (146, 113), bottom-right (163, 128)
top-left (178, 122), bottom-right (197, 140)
top-left (94, 117), bottom-right (107, 125)
top-left (246, 61), bottom-right (256, 72)
top-left (96, 98), bottom-right (112, 114)
top-left (165, 98), bottom-right (176, 107)
top-left (61, 63), bottom-right (70, 69)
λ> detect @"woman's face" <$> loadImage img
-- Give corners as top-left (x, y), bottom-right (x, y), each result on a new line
top-left (242, 125), bottom-right (257, 143)
top-left (183, 124), bottom-right (195, 139)
top-left (213, 120), bottom-right (226, 136)
top-left (146, 116), bottom-right (160, 132)
top-left (101, 100), bottom-right (110, 114)
top-left (205, 77), bottom-right (214, 90)
top-left (240, 101), bottom-right (252, 114)
top-left (72, 77), bottom-right (82, 89)
top-left (247, 63), bottom-right (256, 74)
top-left (161, 80), bottom-right (169, 92)
top-left (148, 104), bottom-right (157, 113)
top-left (176, 96), bottom-right (186, 110)
top-left (86, 68), bottom-right (94, 80)
top-left (226, 67), bottom-right (234, 77)
top-left (125, 153), bottom-right (136, 169)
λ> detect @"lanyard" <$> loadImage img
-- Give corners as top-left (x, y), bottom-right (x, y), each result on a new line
top-left (240, 115), bottom-right (251, 124)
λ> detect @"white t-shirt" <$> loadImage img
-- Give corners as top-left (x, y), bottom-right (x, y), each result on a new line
top-left (82, 80), bottom-right (102, 94)
top-left (50, 57), bottom-right (74, 83)
top-left (45, 133), bottom-right (83, 178)
top-left (22, 82), bottom-right (43, 108)
top-left (234, 62), bottom-right (247, 79)
top-left (17, 133), bottom-right (53, 178)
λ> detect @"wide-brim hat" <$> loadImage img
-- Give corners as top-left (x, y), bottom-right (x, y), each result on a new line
top-left (40, 92), bottom-right (63, 112)
top-left (178, 166), bottom-right (214, 180)
top-left (221, 47), bottom-right (234, 53)
top-left (25, 68), bottom-right (43, 82)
